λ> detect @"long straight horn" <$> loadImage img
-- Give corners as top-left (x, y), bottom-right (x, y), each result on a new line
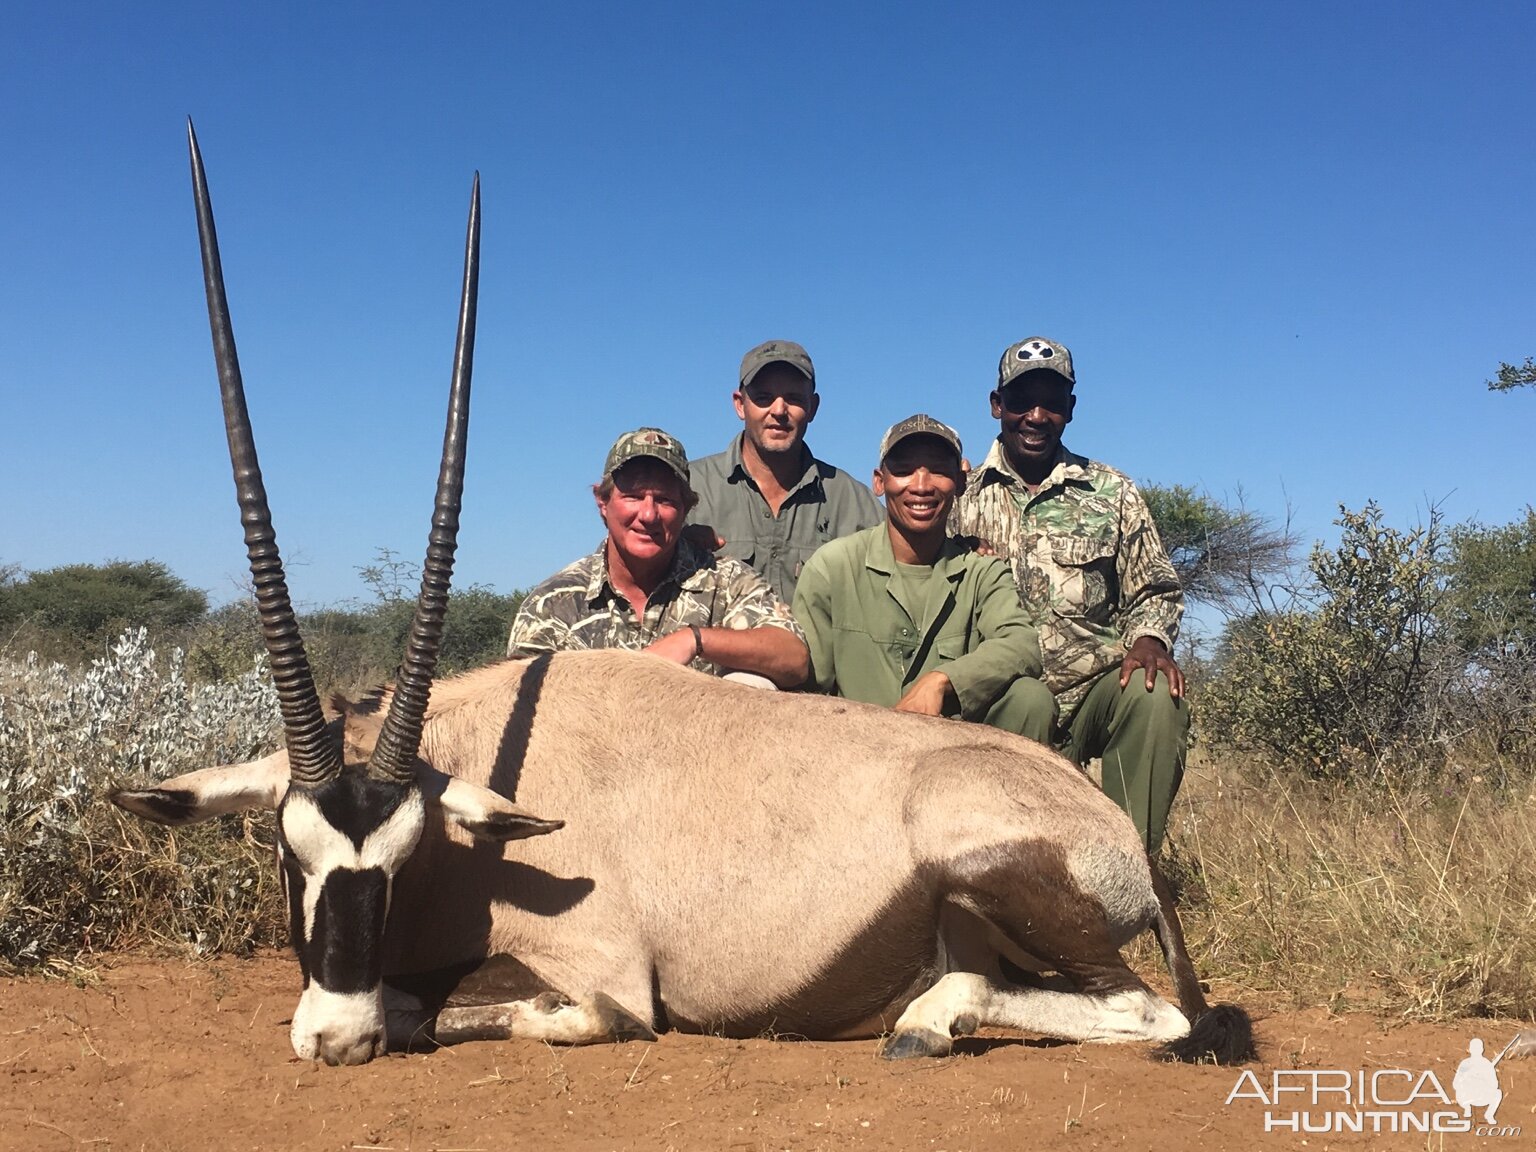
top-left (367, 174), bottom-right (480, 784)
top-left (188, 119), bottom-right (340, 787)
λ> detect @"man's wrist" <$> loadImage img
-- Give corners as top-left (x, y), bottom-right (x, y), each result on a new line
top-left (689, 624), bottom-right (704, 659)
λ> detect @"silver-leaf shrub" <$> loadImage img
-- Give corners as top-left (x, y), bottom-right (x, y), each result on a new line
top-left (0, 628), bottom-right (284, 966)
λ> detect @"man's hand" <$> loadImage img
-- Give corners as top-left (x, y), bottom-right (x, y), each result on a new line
top-left (645, 627), bottom-right (700, 666)
top-left (682, 523), bottom-right (727, 552)
top-left (895, 670), bottom-right (957, 717)
top-left (1119, 636), bottom-right (1184, 698)
top-left (956, 535), bottom-right (997, 557)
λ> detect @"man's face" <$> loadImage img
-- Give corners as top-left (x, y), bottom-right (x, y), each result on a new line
top-left (733, 363), bottom-right (819, 459)
top-left (873, 435), bottom-right (964, 536)
top-left (596, 459), bottom-right (688, 568)
top-left (990, 371), bottom-right (1075, 474)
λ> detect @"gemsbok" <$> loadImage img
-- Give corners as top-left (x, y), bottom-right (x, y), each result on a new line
top-left (112, 123), bottom-right (1255, 1068)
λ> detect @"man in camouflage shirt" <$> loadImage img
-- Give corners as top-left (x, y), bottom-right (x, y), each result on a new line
top-left (952, 338), bottom-right (1188, 852)
top-left (507, 428), bottom-right (810, 689)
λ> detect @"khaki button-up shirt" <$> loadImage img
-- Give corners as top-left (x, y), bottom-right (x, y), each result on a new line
top-left (791, 524), bottom-right (1044, 720)
top-left (689, 436), bottom-right (883, 605)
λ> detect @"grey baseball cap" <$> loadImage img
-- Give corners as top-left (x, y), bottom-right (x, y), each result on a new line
top-left (602, 427), bottom-right (690, 485)
top-left (878, 414), bottom-right (963, 465)
top-left (997, 337), bottom-right (1075, 390)
top-left (740, 340), bottom-right (815, 388)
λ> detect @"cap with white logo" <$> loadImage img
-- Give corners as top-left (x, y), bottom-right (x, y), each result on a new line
top-left (997, 337), bottom-right (1075, 390)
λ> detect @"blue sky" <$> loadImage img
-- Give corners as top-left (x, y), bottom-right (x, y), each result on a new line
top-left (3, 2), bottom-right (1533, 612)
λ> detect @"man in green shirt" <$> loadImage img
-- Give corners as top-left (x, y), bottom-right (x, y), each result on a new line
top-left (792, 415), bottom-right (1054, 740)
top-left (690, 340), bottom-right (883, 605)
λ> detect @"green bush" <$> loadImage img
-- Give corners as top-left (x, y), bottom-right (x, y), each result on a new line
top-left (0, 561), bottom-right (208, 666)
top-left (1199, 503), bottom-right (1447, 777)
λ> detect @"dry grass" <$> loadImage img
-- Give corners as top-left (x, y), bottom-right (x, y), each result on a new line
top-left (1163, 753), bottom-right (1536, 1022)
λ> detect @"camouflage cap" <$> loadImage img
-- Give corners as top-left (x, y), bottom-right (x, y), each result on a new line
top-left (602, 427), bottom-right (690, 485)
top-left (878, 414), bottom-right (963, 465)
top-left (740, 339), bottom-right (815, 389)
top-left (997, 337), bottom-right (1075, 390)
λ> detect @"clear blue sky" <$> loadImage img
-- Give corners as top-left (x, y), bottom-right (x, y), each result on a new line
top-left (3, 2), bottom-right (1533, 610)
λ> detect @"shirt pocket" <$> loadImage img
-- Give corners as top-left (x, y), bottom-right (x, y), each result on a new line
top-left (787, 540), bottom-right (829, 589)
top-left (933, 637), bottom-right (965, 665)
top-left (1048, 533), bottom-right (1118, 624)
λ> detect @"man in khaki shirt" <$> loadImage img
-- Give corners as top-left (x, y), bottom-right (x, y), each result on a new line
top-left (690, 340), bottom-right (883, 604)
top-left (792, 415), bottom-right (1053, 740)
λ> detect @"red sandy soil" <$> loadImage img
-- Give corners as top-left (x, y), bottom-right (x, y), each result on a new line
top-left (2, 954), bottom-right (1530, 1151)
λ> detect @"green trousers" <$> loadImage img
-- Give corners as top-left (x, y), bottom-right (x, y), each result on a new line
top-left (977, 675), bottom-right (1057, 744)
top-left (1060, 670), bottom-right (1189, 853)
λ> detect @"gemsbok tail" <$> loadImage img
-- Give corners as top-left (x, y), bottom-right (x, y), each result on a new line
top-left (1147, 858), bottom-right (1256, 1064)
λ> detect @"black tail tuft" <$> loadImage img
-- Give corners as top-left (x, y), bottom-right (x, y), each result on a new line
top-left (1156, 1003), bottom-right (1256, 1065)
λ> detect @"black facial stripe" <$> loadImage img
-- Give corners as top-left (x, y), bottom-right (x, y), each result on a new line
top-left (309, 867), bottom-right (389, 995)
top-left (288, 773), bottom-right (411, 853)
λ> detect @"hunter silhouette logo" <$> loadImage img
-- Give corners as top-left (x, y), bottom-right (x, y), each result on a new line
top-left (1226, 1032), bottom-right (1525, 1136)
top-left (1454, 1035), bottom-right (1516, 1125)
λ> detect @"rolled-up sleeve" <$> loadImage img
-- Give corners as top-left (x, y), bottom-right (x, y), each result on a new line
top-left (506, 598), bottom-right (573, 658)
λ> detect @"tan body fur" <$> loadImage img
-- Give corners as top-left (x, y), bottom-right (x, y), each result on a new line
top-left (358, 648), bottom-right (1160, 1039)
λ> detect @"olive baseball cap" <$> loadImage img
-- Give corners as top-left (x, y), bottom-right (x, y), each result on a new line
top-left (878, 414), bottom-right (963, 465)
top-left (602, 427), bottom-right (690, 484)
top-left (997, 337), bottom-right (1075, 390)
top-left (739, 339), bottom-right (815, 389)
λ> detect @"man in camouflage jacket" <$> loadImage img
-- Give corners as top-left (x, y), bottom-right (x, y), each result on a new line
top-left (952, 338), bottom-right (1188, 852)
top-left (507, 428), bottom-right (810, 690)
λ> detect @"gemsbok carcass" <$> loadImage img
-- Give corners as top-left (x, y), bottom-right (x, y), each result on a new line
top-left (112, 124), bottom-right (1255, 1068)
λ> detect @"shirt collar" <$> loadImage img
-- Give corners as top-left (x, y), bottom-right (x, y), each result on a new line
top-left (973, 437), bottom-right (1090, 493)
top-left (864, 525), bottom-right (969, 583)
top-left (584, 536), bottom-right (711, 605)
top-left (725, 433), bottom-right (825, 496)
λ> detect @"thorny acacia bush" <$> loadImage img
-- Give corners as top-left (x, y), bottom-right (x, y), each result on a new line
top-left (1195, 502), bottom-right (1536, 779)
top-left (0, 629), bottom-right (283, 970)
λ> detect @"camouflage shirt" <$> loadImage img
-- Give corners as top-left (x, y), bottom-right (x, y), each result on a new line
top-left (951, 439), bottom-right (1183, 719)
top-left (506, 536), bottom-right (805, 673)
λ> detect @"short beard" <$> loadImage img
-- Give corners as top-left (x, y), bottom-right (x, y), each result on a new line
top-left (749, 432), bottom-right (803, 458)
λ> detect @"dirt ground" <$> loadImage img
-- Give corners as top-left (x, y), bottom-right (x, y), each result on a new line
top-left (2, 954), bottom-right (1530, 1151)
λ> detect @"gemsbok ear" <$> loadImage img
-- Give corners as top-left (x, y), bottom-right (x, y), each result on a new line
top-left (111, 755), bottom-right (290, 827)
top-left (432, 773), bottom-right (565, 843)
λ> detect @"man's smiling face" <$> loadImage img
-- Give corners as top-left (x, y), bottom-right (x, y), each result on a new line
top-left (734, 362), bottom-right (819, 461)
top-left (990, 371), bottom-right (1075, 478)
top-left (874, 434), bottom-right (964, 537)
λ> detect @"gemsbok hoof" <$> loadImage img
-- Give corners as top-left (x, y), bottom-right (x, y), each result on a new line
top-left (881, 1028), bottom-right (953, 1060)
